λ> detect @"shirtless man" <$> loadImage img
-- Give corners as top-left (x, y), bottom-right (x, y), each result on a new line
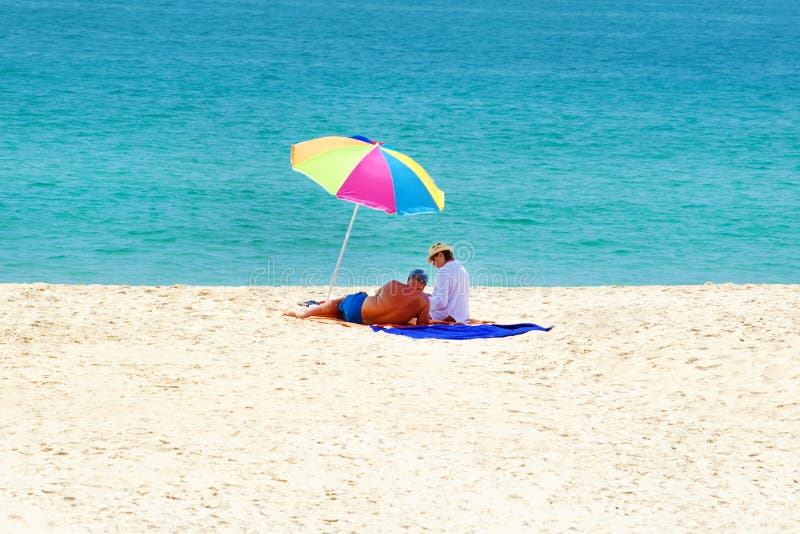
top-left (287, 269), bottom-right (430, 325)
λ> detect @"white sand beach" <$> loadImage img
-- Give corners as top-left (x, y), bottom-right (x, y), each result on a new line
top-left (1, 283), bottom-right (798, 531)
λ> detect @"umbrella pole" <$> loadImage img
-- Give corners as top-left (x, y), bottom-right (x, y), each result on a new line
top-left (327, 204), bottom-right (359, 302)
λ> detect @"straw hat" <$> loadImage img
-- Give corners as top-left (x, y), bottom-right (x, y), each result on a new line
top-left (427, 242), bottom-right (452, 261)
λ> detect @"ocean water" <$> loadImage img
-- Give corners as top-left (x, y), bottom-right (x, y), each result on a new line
top-left (2, 0), bottom-right (798, 286)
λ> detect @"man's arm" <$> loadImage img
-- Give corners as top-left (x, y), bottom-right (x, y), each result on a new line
top-left (415, 296), bottom-right (430, 326)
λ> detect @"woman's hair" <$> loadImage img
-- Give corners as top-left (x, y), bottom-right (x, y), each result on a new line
top-left (442, 249), bottom-right (454, 261)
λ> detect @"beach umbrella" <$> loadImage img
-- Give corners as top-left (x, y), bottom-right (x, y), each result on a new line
top-left (291, 135), bottom-right (445, 301)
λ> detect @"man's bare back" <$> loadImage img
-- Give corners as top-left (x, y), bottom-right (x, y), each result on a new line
top-left (361, 280), bottom-right (430, 325)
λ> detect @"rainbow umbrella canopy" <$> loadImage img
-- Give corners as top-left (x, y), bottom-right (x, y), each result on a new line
top-left (291, 135), bottom-right (445, 300)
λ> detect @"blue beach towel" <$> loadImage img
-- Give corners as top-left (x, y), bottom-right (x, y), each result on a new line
top-left (370, 323), bottom-right (552, 339)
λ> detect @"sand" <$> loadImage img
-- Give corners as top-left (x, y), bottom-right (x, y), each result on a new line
top-left (1, 283), bottom-right (798, 532)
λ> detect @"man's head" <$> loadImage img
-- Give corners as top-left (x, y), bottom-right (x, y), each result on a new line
top-left (407, 268), bottom-right (428, 290)
top-left (427, 242), bottom-right (453, 269)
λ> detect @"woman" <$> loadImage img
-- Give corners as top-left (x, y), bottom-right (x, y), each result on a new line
top-left (426, 242), bottom-right (470, 323)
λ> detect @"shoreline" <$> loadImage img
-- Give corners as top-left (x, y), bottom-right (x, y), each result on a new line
top-left (2, 283), bottom-right (798, 530)
top-left (4, 281), bottom-right (797, 287)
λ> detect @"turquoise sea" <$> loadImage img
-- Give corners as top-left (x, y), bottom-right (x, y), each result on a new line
top-left (2, 0), bottom-right (798, 286)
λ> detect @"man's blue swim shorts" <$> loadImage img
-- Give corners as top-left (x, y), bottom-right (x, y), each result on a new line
top-left (337, 291), bottom-right (368, 324)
